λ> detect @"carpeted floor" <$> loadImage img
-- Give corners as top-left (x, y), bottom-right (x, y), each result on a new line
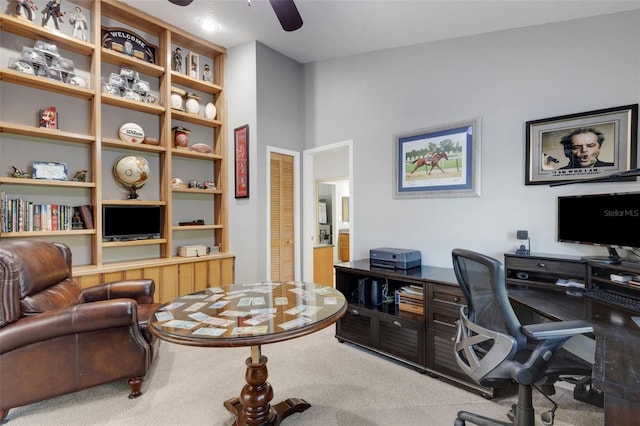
top-left (4, 326), bottom-right (603, 425)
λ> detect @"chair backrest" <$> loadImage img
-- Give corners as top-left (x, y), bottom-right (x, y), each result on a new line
top-left (451, 248), bottom-right (526, 350)
top-left (0, 240), bottom-right (80, 327)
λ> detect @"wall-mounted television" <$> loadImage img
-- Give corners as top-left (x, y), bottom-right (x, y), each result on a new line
top-left (557, 192), bottom-right (640, 262)
top-left (102, 205), bottom-right (163, 241)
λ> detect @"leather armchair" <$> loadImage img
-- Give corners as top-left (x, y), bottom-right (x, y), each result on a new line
top-left (0, 240), bottom-right (163, 423)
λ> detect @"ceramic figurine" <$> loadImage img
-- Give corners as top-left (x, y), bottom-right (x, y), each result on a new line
top-left (202, 63), bottom-right (213, 82)
top-left (173, 47), bottom-right (183, 73)
top-left (15, 0), bottom-right (38, 21)
top-left (72, 169), bottom-right (88, 182)
top-left (11, 166), bottom-right (29, 179)
top-left (69, 6), bottom-right (88, 41)
top-left (41, 0), bottom-right (64, 31)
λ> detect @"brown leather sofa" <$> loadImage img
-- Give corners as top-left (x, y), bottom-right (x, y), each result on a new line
top-left (0, 240), bottom-right (163, 422)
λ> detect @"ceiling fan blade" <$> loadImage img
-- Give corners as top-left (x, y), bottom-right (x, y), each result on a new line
top-left (269, 0), bottom-right (303, 32)
top-left (168, 0), bottom-right (194, 6)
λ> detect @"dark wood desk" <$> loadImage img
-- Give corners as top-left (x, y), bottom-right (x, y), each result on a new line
top-left (149, 282), bottom-right (347, 426)
top-left (509, 288), bottom-right (640, 425)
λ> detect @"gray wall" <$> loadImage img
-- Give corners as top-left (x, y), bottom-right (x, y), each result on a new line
top-left (227, 42), bottom-right (304, 283)
top-left (303, 10), bottom-right (640, 267)
top-left (228, 10), bottom-right (640, 280)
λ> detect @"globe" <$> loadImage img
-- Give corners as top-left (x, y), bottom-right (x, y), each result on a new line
top-left (113, 155), bottom-right (150, 199)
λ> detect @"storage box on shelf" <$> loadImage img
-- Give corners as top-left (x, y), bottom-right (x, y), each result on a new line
top-left (1, 0), bottom-right (232, 301)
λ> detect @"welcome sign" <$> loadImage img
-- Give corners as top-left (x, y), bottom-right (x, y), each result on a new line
top-left (101, 27), bottom-right (157, 64)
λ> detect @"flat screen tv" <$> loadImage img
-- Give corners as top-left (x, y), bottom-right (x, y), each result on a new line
top-left (557, 192), bottom-right (640, 262)
top-left (102, 205), bottom-right (163, 241)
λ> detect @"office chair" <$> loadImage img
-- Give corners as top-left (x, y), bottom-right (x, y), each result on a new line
top-left (451, 249), bottom-right (596, 426)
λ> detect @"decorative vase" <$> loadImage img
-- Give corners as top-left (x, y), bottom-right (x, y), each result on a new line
top-left (204, 102), bottom-right (217, 120)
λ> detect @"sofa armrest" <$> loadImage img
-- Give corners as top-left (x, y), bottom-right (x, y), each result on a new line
top-left (79, 279), bottom-right (155, 304)
top-left (0, 299), bottom-right (140, 355)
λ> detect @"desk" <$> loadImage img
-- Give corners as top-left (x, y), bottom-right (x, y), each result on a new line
top-left (149, 282), bottom-right (347, 426)
top-left (509, 288), bottom-right (640, 425)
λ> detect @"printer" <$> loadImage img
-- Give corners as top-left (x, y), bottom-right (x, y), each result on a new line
top-left (369, 247), bottom-right (422, 270)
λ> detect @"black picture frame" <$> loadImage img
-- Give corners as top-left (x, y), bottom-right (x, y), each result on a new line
top-left (234, 125), bottom-right (249, 199)
top-left (525, 104), bottom-right (638, 185)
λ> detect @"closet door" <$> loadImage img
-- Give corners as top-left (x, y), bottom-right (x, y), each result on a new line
top-left (270, 152), bottom-right (294, 281)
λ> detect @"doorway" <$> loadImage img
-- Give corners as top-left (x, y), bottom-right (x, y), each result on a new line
top-left (302, 140), bottom-right (353, 283)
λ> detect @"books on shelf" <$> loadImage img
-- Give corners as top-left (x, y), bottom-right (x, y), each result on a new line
top-left (0, 194), bottom-right (76, 232)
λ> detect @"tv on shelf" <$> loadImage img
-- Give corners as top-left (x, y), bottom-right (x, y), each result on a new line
top-left (557, 192), bottom-right (640, 263)
top-left (102, 205), bottom-right (163, 241)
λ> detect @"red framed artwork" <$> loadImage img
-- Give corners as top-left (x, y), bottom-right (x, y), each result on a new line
top-left (234, 125), bottom-right (249, 198)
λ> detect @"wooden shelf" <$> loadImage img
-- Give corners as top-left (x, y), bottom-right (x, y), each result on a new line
top-left (0, 177), bottom-right (95, 188)
top-left (171, 72), bottom-right (222, 94)
top-left (0, 14), bottom-right (95, 55)
top-left (0, 69), bottom-right (94, 100)
top-left (172, 187), bottom-right (221, 195)
top-left (0, 122), bottom-right (94, 144)
top-left (171, 148), bottom-right (222, 160)
top-left (1, 0), bottom-right (229, 277)
top-left (102, 199), bottom-right (167, 206)
top-left (102, 137), bottom-right (167, 153)
top-left (171, 109), bottom-right (221, 128)
top-left (101, 93), bottom-right (165, 114)
top-left (1, 229), bottom-right (95, 238)
top-left (101, 48), bottom-right (164, 78)
top-left (102, 238), bottom-right (168, 248)
top-left (172, 224), bottom-right (221, 231)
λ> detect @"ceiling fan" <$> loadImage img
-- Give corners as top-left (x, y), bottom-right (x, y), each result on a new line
top-left (168, 0), bottom-right (303, 32)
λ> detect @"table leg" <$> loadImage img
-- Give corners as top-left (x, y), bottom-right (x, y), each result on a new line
top-left (223, 345), bottom-right (311, 426)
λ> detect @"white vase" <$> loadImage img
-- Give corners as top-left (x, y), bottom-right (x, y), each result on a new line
top-left (204, 102), bottom-right (217, 120)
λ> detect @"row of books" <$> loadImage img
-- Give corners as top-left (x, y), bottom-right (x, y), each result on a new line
top-left (0, 193), bottom-right (93, 232)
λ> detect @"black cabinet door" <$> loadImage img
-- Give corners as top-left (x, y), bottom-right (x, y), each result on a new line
top-left (336, 305), bottom-right (373, 346)
top-left (378, 313), bottom-right (425, 366)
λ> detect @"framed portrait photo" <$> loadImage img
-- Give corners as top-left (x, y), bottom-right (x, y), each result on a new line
top-left (525, 104), bottom-right (638, 185)
top-left (393, 118), bottom-right (481, 198)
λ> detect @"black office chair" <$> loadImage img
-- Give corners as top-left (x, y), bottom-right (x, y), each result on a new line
top-left (451, 249), bottom-right (596, 426)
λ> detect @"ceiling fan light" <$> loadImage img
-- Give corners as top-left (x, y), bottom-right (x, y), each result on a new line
top-left (198, 18), bottom-right (219, 32)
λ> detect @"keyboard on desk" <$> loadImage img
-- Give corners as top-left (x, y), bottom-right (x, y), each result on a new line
top-left (586, 288), bottom-right (640, 312)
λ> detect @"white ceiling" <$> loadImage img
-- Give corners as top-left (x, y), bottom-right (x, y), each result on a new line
top-left (122, 0), bottom-right (640, 64)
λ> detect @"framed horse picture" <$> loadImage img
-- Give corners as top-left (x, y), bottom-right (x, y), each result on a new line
top-left (393, 118), bottom-right (481, 198)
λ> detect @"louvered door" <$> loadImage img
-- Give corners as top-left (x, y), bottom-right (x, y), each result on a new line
top-left (270, 152), bottom-right (295, 281)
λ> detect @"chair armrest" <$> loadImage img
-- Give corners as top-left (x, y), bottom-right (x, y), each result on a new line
top-left (522, 320), bottom-right (593, 340)
top-left (0, 299), bottom-right (139, 355)
top-left (79, 279), bottom-right (155, 304)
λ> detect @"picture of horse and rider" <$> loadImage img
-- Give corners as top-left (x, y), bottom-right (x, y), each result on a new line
top-left (402, 137), bottom-right (463, 183)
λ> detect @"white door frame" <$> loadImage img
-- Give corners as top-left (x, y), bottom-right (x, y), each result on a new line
top-left (265, 146), bottom-right (301, 281)
top-left (302, 140), bottom-right (354, 283)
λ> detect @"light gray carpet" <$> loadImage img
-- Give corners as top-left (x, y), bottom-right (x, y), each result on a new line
top-left (5, 326), bottom-right (603, 425)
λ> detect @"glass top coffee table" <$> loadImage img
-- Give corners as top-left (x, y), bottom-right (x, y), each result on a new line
top-left (149, 281), bottom-right (347, 426)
